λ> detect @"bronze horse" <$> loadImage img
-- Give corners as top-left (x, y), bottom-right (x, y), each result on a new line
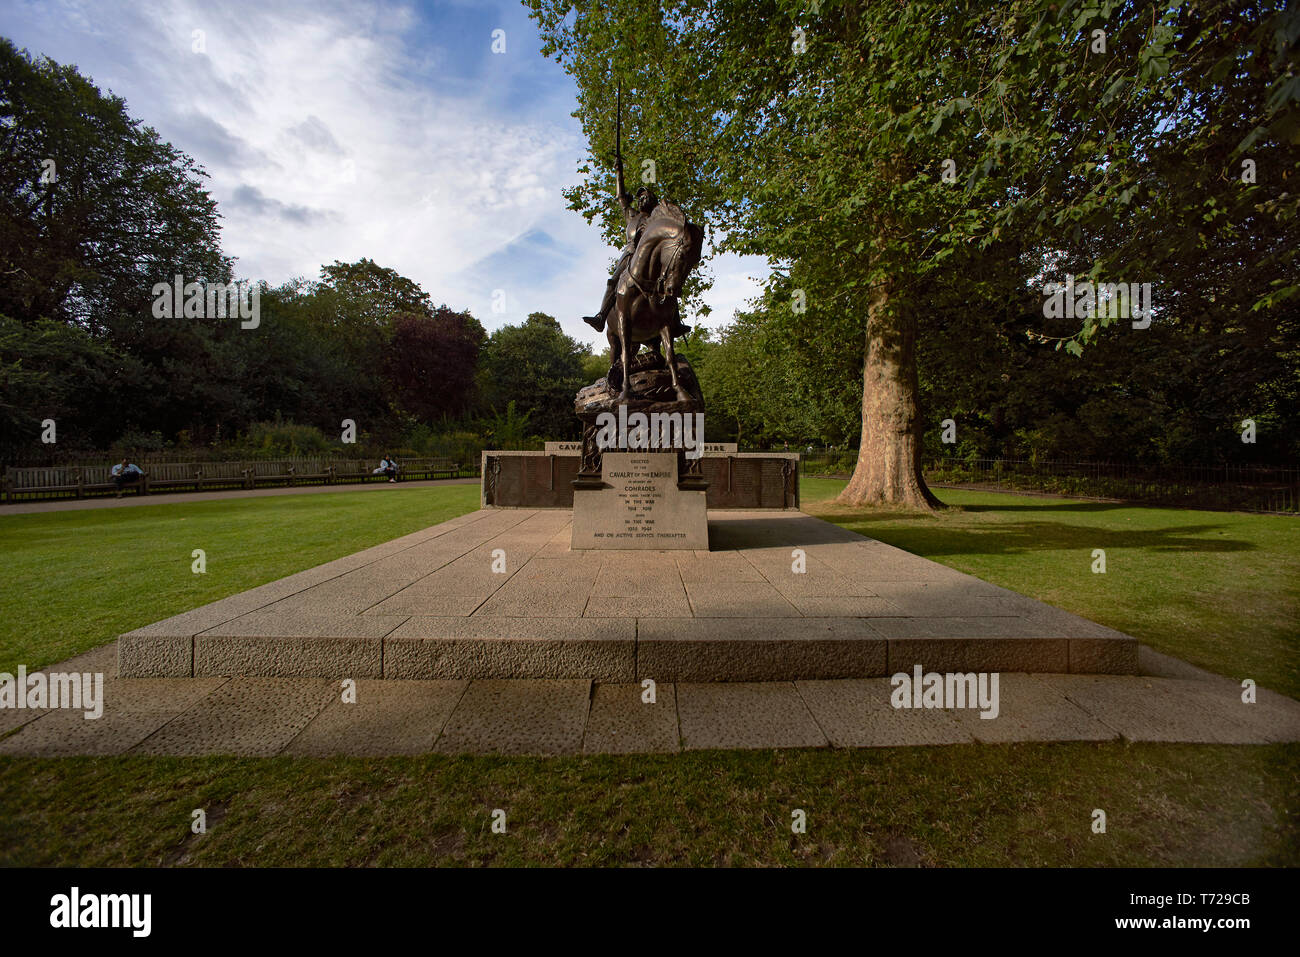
top-left (606, 200), bottom-right (704, 403)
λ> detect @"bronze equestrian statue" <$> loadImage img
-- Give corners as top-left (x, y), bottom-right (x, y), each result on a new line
top-left (581, 83), bottom-right (703, 404)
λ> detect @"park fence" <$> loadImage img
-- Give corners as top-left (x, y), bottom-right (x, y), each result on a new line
top-left (1, 455), bottom-right (476, 503)
top-left (800, 452), bottom-right (1298, 513)
top-left (927, 457), bottom-right (1298, 513)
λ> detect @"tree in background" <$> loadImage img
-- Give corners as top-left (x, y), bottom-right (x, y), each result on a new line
top-left (0, 38), bottom-right (229, 334)
top-left (579, 348), bottom-right (609, 384)
top-left (477, 312), bottom-right (587, 440)
top-left (530, 0), bottom-right (1299, 507)
top-left (385, 306), bottom-right (485, 423)
top-left (317, 258), bottom-right (432, 329)
top-left (0, 315), bottom-right (138, 459)
top-left (0, 37), bottom-right (241, 451)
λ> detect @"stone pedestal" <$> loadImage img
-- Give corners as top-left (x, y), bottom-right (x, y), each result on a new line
top-left (571, 452), bottom-right (708, 550)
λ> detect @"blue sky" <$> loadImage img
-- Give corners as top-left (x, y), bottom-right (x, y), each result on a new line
top-left (0, 0), bottom-right (765, 348)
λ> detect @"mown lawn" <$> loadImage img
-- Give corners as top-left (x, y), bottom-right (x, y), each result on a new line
top-left (1, 744), bottom-right (1296, 866)
top-left (803, 478), bottom-right (1300, 700)
top-left (1, 480), bottom-right (1296, 867)
top-left (0, 485), bottom-right (480, 675)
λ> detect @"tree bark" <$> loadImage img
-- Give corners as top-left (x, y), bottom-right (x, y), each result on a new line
top-left (836, 277), bottom-right (941, 509)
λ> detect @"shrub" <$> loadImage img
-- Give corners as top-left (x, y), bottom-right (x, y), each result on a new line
top-left (236, 420), bottom-right (335, 458)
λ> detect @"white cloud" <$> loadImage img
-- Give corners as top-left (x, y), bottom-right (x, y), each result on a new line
top-left (2, 0), bottom-right (769, 349)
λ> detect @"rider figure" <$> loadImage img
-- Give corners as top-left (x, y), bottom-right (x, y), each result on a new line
top-left (583, 156), bottom-right (689, 338)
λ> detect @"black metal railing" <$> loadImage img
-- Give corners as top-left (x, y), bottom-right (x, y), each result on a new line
top-left (925, 457), bottom-right (1298, 513)
top-left (800, 451), bottom-right (1299, 513)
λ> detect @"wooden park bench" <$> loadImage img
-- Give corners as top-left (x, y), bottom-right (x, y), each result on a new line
top-left (279, 459), bottom-right (333, 487)
top-left (3, 462), bottom-right (243, 501)
top-left (2, 455), bottom-right (470, 503)
top-left (396, 457), bottom-right (461, 480)
top-left (80, 464), bottom-right (152, 497)
top-left (188, 461), bottom-right (251, 490)
top-left (2, 465), bottom-right (149, 502)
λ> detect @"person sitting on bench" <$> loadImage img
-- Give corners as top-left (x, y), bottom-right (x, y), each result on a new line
top-left (373, 456), bottom-right (399, 483)
top-left (111, 459), bottom-right (144, 497)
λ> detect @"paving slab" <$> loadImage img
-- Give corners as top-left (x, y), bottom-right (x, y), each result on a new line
top-left (592, 595), bottom-right (694, 618)
top-left (864, 580), bottom-right (1014, 616)
top-left (0, 701), bottom-right (50, 736)
top-left (130, 678), bottom-right (336, 755)
top-left (434, 679), bottom-right (591, 755)
top-left (403, 561), bottom-right (511, 596)
top-left (0, 669), bottom-right (228, 755)
top-left (284, 680), bottom-right (468, 756)
top-left (102, 676), bottom-right (229, 712)
top-left (513, 555), bottom-right (604, 581)
top-left (782, 595), bottom-right (904, 617)
top-left (794, 678), bottom-right (974, 747)
top-left (674, 552), bottom-right (766, 583)
top-left (941, 673), bottom-right (1119, 743)
top-left (582, 682), bottom-right (681, 754)
top-left (1235, 688), bottom-right (1300, 742)
top-left (364, 591), bottom-right (487, 616)
top-left (591, 566), bottom-right (686, 598)
top-left (706, 513), bottom-right (857, 550)
top-left (1117, 674), bottom-right (1300, 743)
top-left (685, 581), bottom-right (801, 618)
top-left (766, 572), bottom-right (882, 599)
top-left (473, 580), bottom-right (593, 617)
top-left (1018, 605), bottom-right (1139, 641)
top-left (0, 710), bottom-right (182, 756)
top-left (260, 582), bottom-right (406, 615)
top-left (820, 550), bottom-right (974, 584)
top-left (0, 643), bottom-right (120, 734)
top-left (676, 682), bottom-right (828, 750)
top-left (1042, 675), bottom-right (1296, 743)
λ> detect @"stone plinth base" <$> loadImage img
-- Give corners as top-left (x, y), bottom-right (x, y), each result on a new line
top-left (117, 509), bottom-right (1142, 681)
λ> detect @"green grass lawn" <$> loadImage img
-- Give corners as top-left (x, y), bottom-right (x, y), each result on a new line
top-left (0, 485), bottom-right (480, 675)
top-left (2, 744), bottom-right (1295, 866)
top-left (1, 480), bottom-right (1296, 867)
top-left (803, 478), bottom-right (1300, 700)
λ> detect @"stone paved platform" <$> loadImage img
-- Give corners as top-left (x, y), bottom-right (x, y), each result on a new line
top-left (117, 509), bottom-right (1140, 680)
top-left (3, 643), bottom-right (1298, 756)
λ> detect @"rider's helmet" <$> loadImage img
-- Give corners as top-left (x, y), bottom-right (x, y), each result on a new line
top-left (634, 186), bottom-right (658, 213)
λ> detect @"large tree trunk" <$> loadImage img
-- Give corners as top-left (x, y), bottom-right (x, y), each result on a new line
top-left (837, 278), bottom-right (940, 509)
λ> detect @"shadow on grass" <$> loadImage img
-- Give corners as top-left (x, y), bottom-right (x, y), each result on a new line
top-left (957, 502), bottom-right (1130, 513)
top-left (822, 520), bottom-right (1255, 557)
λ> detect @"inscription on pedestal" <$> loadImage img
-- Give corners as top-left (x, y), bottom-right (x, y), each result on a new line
top-left (571, 452), bottom-right (708, 550)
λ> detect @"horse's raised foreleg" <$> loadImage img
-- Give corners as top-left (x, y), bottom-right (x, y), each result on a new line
top-left (661, 322), bottom-right (691, 403)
